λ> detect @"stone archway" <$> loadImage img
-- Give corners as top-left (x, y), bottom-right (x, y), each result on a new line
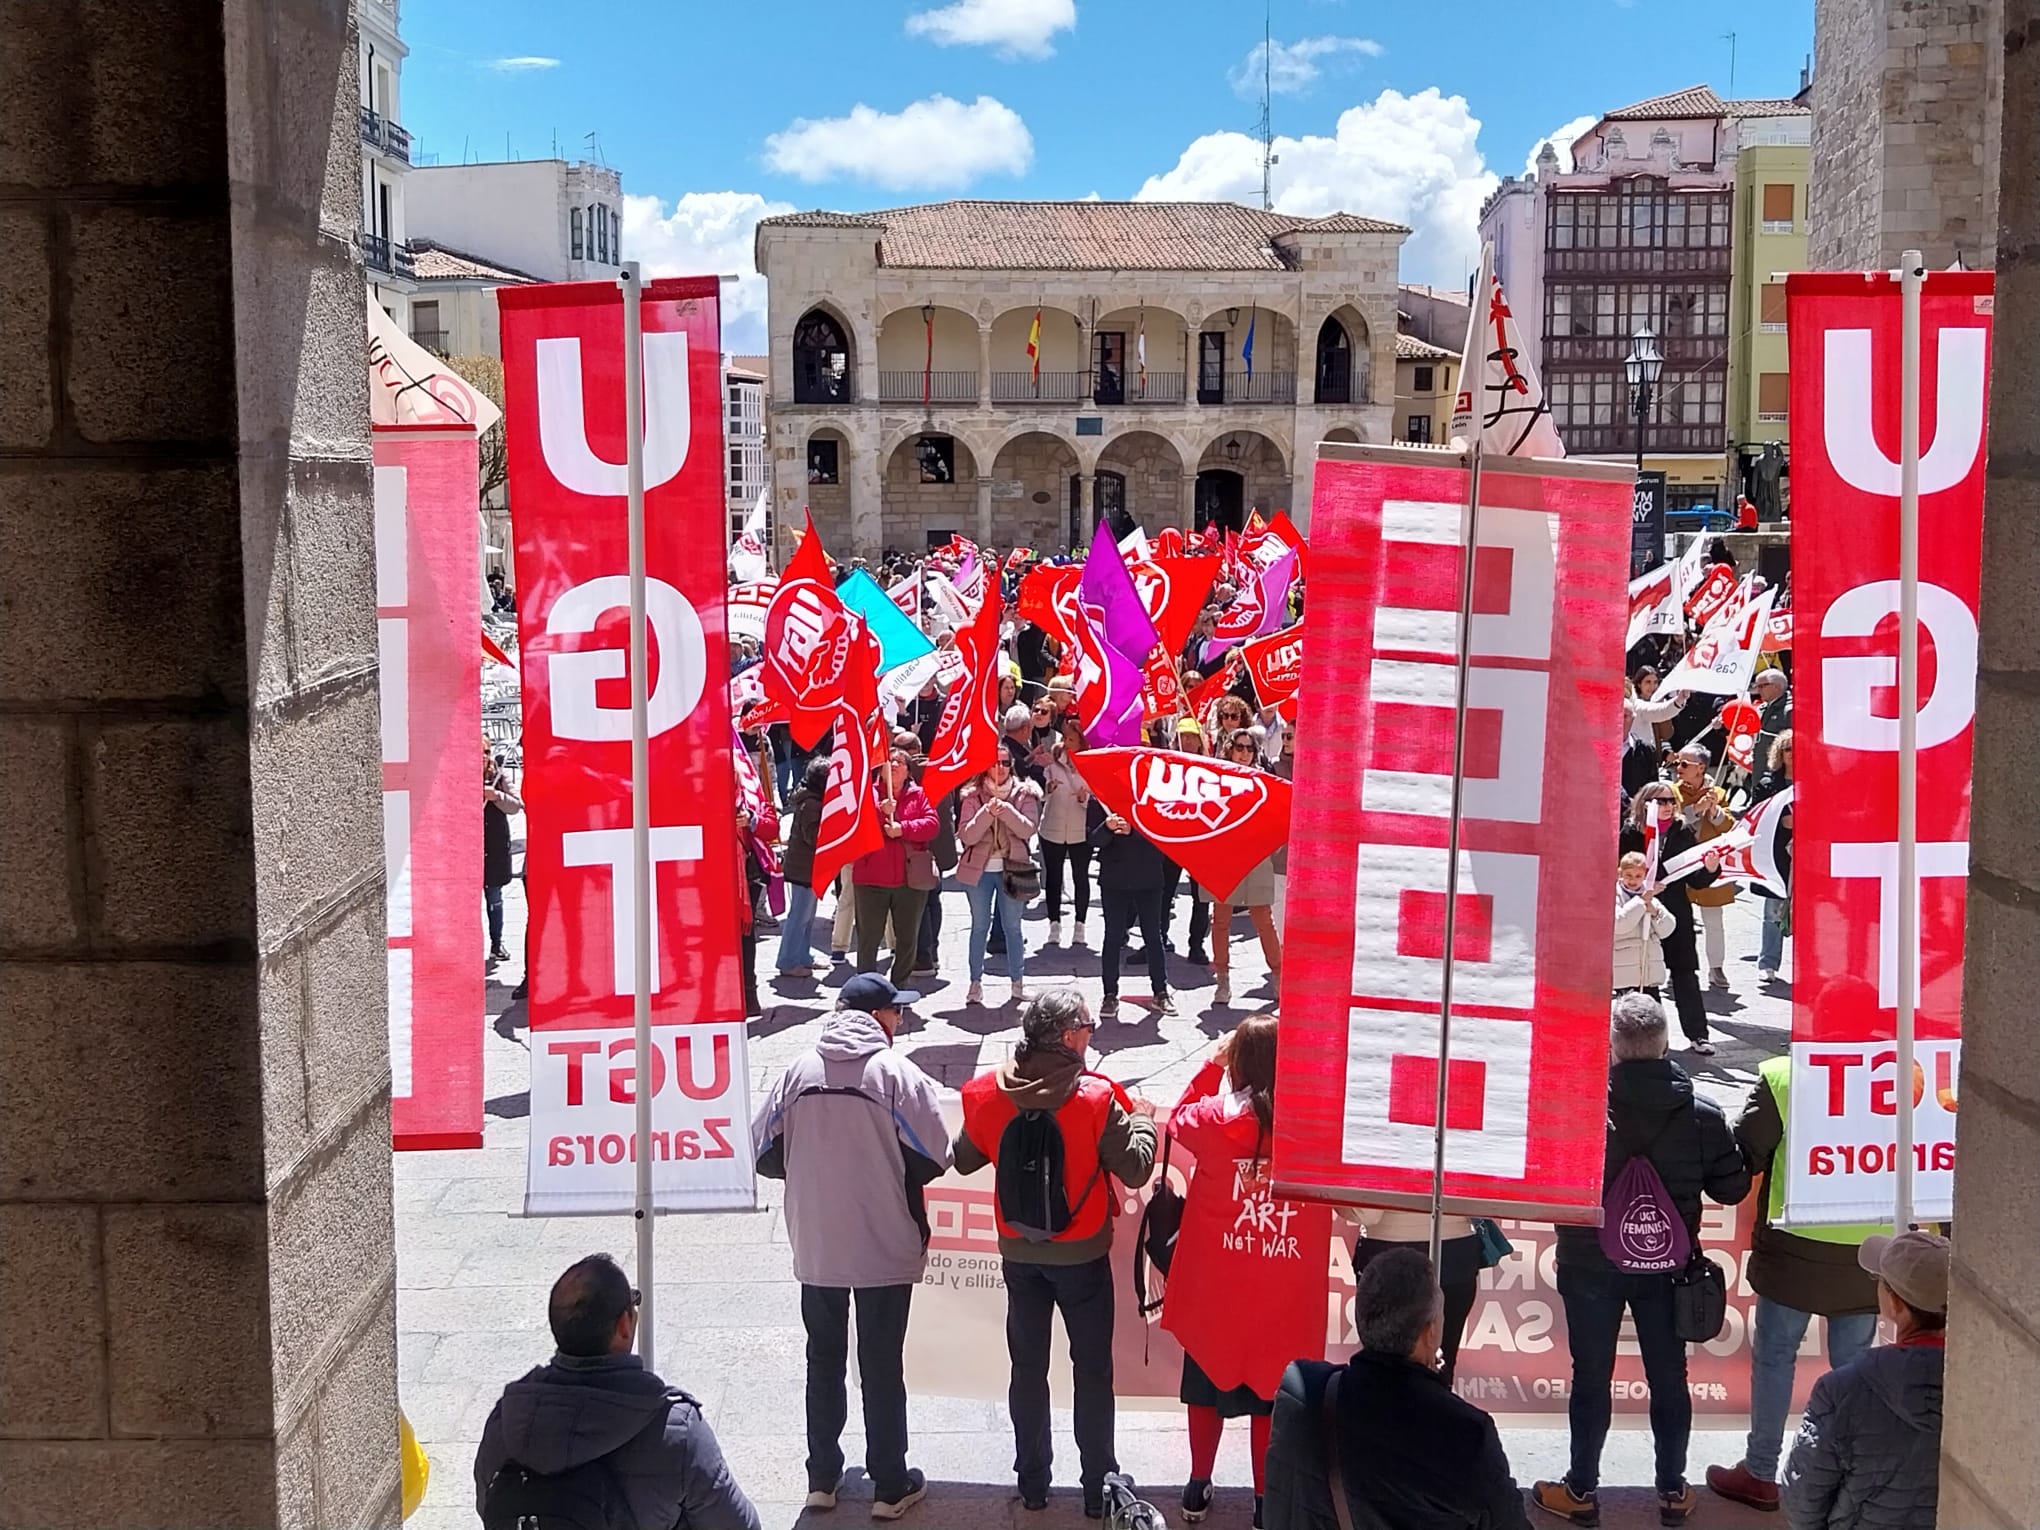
top-left (1195, 429), bottom-right (1290, 530)
top-left (989, 430), bottom-right (1080, 551)
top-left (1093, 430), bottom-right (1186, 537)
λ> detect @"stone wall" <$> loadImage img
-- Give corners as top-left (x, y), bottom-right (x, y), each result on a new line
top-left (1808, 0), bottom-right (2004, 269)
top-left (0, 3), bottom-right (398, 1525)
top-left (1943, 5), bottom-right (2040, 1522)
top-left (988, 435), bottom-right (1079, 552)
top-left (880, 444), bottom-right (976, 553)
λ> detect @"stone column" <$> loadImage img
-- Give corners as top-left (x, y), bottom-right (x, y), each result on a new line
top-left (1942, 8), bottom-right (2040, 1523)
top-left (851, 435), bottom-right (885, 558)
top-left (977, 321), bottom-right (993, 406)
top-left (0, 3), bottom-right (397, 1527)
top-left (975, 475), bottom-right (994, 546)
top-left (1076, 471), bottom-right (1094, 539)
top-left (1179, 471), bottom-right (1199, 532)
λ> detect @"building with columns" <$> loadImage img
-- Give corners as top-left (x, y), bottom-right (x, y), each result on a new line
top-left (358, 0), bottom-right (417, 326)
top-left (753, 200), bottom-right (1406, 557)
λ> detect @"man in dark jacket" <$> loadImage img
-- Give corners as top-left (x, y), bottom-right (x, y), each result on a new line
top-left (1087, 796), bottom-right (1172, 1019)
top-left (953, 991), bottom-right (1157, 1516)
top-left (1707, 1057), bottom-right (1884, 1511)
top-left (474, 1253), bottom-right (760, 1530)
top-left (1266, 1248), bottom-right (1531, 1530)
top-left (1783, 1232), bottom-right (1948, 1530)
top-left (1533, 993), bottom-right (1752, 1527)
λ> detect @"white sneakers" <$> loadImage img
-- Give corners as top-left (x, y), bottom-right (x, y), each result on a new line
top-left (806, 1484), bottom-right (839, 1511)
top-left (1011, 979), bottom-right (1026, 1003)
top-left (1049, 920), bottom-right (1063, 945)
top-left (1213, 974), bottom-right (1232, 1006)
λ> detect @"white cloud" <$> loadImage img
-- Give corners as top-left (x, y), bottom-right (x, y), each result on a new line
top-left (763, 95), bottom-right (1033, 191)
top-left (620, 191), bottom-right (795, 354)
top-left (486, 56), bottom-right (560, 73)
top-left (1525, 114), bottom-right (1597, 174)
top-left (1137, 87), bottom-right (1497, 286)
top-left (1229, 35), bottom-right (1382, 97)
top-left (904, 0), bottom-right (1075, 58)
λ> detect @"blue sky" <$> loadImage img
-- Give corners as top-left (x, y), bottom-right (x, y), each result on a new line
top-left (399, 0), bottom-right (1813, 350)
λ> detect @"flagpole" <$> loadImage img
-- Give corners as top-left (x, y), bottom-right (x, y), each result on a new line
top-left (1894, 249), bottom-right (1923, 1232)
top-left (620, 260), bottom-right (658, 1367)
top-left (1431, 243), bottom-right (1494, 1271)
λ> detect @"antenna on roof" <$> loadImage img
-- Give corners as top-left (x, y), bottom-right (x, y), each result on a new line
top-left (1258, 1), bottom-right (1278, 210)
top-left (1722, 31), bottom-right (1737, 98)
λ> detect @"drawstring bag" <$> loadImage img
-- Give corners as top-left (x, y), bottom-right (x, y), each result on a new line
top-left (1598, 1116), bottom-right (1692, 1274)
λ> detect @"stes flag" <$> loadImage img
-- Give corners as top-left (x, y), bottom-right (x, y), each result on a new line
top-left (1451, 250), bottom-right (1566, 459)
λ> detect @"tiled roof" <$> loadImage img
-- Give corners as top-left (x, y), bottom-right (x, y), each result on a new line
top-left (1602, 85), bottom-right (1812, 122)
top-left (759, 200), bottom-right (1406, 272)
top-left (1395, 332), bottom-right (1457, 361)
top-left (1399, 281), bottom-right (1470, 304)
top-left (409, 241), bottom-right (539, 284)
top-left (729, 354), bottom-right (769, 376)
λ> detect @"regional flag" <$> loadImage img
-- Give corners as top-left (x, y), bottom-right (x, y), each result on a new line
top-left (1027, 307), bottom-right (1042, 386)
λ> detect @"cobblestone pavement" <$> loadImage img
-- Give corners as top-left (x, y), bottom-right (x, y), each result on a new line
top-left (400, 837), bottom-right (1788, 1530)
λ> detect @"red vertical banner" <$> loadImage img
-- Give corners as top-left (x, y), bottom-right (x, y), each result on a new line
top-left (377, 425), bottom-right (485, 1151)
top-left (500, 277), bottom-right (752, 1213)
top-left (1273, 448), bottom-right (1632, 1221)
top-left (1781, 272), bottom-right (1990, 1225)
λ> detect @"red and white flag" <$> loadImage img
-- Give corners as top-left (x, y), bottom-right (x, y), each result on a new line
top-left (1719, 698), bottom-right (1764, 772)
top-left (1761, 608), bottom-right (1794, 652)
top-left (728, 487), bottom-right (772, 582)
top-left (1684, 562), bottom-right (1739, 628)
top-left (1241, 622), bottom-right (1304, 720)
top-left (1624, 563), bottom-right (1679, 649)
top-left (810, 629), bottom-right (886, 894)
top-left (921, 587), bottom-right (1003, 803)
top-left (1451, 252), bottom-right (1566, 459)
top-left (887, 567), bottom-right (922, 625)
top-left (763, 514), bottom-right (856, 749)
top-left (727, 578), bottom-right (777, 646)
top-left (1661, 786), bottom-right (1792, 900)
top-left (1074, 746), bottom-right (1292, 901)
top-left (1128, 555), bottom-right (1221, 655)
top-left (1660, 587), bottom-right (1777, 696)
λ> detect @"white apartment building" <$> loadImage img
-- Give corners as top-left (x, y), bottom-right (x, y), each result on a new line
top-left (407, 160), bottom-right (625, 285)
top-left (358, 0), bottom-right (416, 326)
top-left (754, 200), bottom-right (1406, 557)
top-left (724, 356), bottom-right (769, 544)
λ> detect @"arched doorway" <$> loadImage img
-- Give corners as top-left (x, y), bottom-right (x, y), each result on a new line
top-left (1195, 470), bottom-right (1243, 533)
top-left (990, 430), bottom-right (1080, 550)
top-left (1315, 317), bottom-right (1352, 404)
top-left (1094, 429), bottom-right (1185, 540)
top-left (793, 308), bottom-right (852, 403)
top-left (884, 431), bottom-right (979, 555)
top-left (1196, 430), bottom-right (1287, 531)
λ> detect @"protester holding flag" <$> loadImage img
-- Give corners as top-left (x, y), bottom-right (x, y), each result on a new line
top-left (1672, 745), bottom-right (1739, 991)
top-left (1613, 852), bottom-right (1676, 997)
top-left (1208, 729), bottom-right (1283, 1008)
top-left (1749, 731), bottom-right (1794, 984)
top-left (955, 755), bottom-right (1044, 1007)
top-left (1039, 720), bottom-right (1094, 945)
top-left (852, 749), bottom-right (938, 989)
top-left (1623, 784), bottom-right (1722, 1054)
top-left (1089, 793), bottom-right (1174, 1020)
top-left (776, 759), bottom-right (831, 979)
top-left (1630, 668), bottom-right (1686, 749)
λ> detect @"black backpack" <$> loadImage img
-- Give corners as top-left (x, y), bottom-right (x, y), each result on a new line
top-left (996, 1108), bottom-right (1105, 1243)
top-left (479, 1457), bottom-right (624, 1530)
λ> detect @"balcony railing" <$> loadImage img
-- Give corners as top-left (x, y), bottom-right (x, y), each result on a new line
top-left (878, 369), bottom-right (977, 404)
top-left (358, 107), bottom-right (413, 164)
top-left (991, 370), bottom-right (1091, 404)
top-left (1544, 334), bottom-right (1726, 365)
top-left (360, 233), bottom-right (415, 279)
top-left (1217, 371), bottom-right (1297, 406)
top-left (1545, 246), bottom-right (1731, 276)
top-left (1561, 422), bottom-right (1725, 455)
top-left (410, 329), bottom-right (447, 355)
top-left (1094, 371), bottom-right (1185, 405)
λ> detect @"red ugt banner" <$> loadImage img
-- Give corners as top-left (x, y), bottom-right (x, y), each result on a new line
top-left (376, 425), bottom-right (484, 1151)
top-left (1781, 272), bottom-right (1990, 1226)
top-left (1274, 449), bottom-right (1632, 1221)
top-left (500, 279), bottom-right (743, 1033)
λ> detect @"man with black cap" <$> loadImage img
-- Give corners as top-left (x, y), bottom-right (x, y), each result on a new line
top-left (751, 974), bottom-right (950, 1519)
top-left (1782, 1231), bottom-right (1950, 1529)
top-left (474, 1252), bottom-right (759, 1530)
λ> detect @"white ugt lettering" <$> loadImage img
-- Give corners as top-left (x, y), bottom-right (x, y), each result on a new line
top-left (1821, 328), bottom-right (1987, 497)
top-left (546, 576), bottom-right (707, 742)
top-left (1829, 840), bottom-right (1969, 1007)
top-left (561, 826), bottom-right (706, 996)
top-left (535, 332), bottom-right (691, 495)
top-left (1820, 580), bottom-right (1977, 752)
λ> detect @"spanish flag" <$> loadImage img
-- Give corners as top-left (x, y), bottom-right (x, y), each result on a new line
top-left (1026, 306), bottom-right (1042, 386)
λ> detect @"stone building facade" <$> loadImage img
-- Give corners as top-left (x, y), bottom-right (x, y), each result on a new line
top-left (1807, 0), bottom-right (2003, 270)
top-left (753, 200), bottom-right (1406, 557)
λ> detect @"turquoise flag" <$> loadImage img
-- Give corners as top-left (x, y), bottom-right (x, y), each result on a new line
top-left (836, 569), bottom-right (935, 674)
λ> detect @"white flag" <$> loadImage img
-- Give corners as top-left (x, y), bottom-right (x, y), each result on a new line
top-left (367, 296), bottom-right (500, 433)
top-left (728, 487), bottom-right (772, 582)
top-left (1625, 563), bottom-right (1681, 649)
top-left (1660, 786), bottom-right (1793, 899)
top-left (1450, 245), bottom-right (1566, 459)
top-left (1659, 588), bottom-right (1777, 696)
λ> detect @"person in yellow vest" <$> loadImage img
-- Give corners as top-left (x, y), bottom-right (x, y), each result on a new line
top-left (953, 989), bottom-right (1157, 1517)
top-left (1705, 1056), bottom-right (1887, 1512)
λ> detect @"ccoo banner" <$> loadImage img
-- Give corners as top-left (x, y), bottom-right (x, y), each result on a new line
top-left (1273, 445), bottom-right (1632, 1222)
top-left (376, 425), bottom-right (485, 1151)
top-left (1781, 271), bottom-right (1991, 1225)
top-left (499, 275), bottom-right (754, 1214)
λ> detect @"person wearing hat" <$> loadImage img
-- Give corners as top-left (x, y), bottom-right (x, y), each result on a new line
top-left (750, 974), bottom-right (951, 1519)
top-left (1780, 1231), bottom-right (1949, 1530)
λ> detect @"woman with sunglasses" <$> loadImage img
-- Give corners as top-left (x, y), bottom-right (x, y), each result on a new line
top-left (1039, 718), bottom-right (1094, 945)
top-left (956, 754), bottom-right (1044, 1005)
top-left (1209, 729), bottom-right (1283, 1007)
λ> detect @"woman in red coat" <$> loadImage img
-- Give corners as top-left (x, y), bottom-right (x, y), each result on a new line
top-left (1162, 1013), bottom-right (1331, 1525)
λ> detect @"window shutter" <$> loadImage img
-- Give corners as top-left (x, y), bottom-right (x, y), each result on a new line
top-left (1757, 372), bottom-right (1790, 417)
top-left (1762, 183), bottom-right (1795, 223)
top-left (1760, 283), bottom-right (1787, 326)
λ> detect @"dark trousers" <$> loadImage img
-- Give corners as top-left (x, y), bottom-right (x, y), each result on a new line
top-left (1043, 839), bottom-right (1092, 923)
top-left (1557, 1263), bottom-right (1691, 1494)
top-left (916, 886), bottom-right (942, 969)
top-left (801, 1283), bottom-right (914, 1496)
top-left (740, 931), bottom-right (759, 1013)
top-left (1101, 885), bottom-right (1166, 1001)
top-left (1666, 965), bottom-right (1708, 1044)
top-left (1352, 1233), bottom-right (1483, 1382)
top-left (1004, 1256), bottom-right (1118, 1501)
top-left (1161, 863), bottom-right (1207, 952)
top-left (855, 884), bottom-right (928, 987)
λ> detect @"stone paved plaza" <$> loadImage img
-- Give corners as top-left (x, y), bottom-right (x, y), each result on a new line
top-left (399, 839), bottom-right (1789, 1530)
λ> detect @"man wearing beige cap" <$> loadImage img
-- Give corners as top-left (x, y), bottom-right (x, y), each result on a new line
top-left (1781, 1230), bottom-right (1949, 1529)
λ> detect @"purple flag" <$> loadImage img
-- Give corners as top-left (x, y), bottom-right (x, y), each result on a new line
top-left (1075, 535), bottom-right (1158, 747)
top-left (1201, 547), bottom-right (1297, 667)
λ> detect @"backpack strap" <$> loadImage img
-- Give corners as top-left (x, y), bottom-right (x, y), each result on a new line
top-left (1321, 1368), bottom-right (1357, 1530)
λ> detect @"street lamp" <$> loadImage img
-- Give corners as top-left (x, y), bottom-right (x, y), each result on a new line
top-left (1224, 435), bottom-right (1242, 464)
top-left (1623, 322), bottom-right (1664, 476)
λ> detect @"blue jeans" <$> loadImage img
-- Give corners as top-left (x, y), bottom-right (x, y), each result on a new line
top-left (776, 881), bottom-right (820, 971)
top-left (484, 884), bottom-right (505, 949)
top-left (1759, 895), bottom-right (1787, 973)
top-left (964, 873), bottom-right (1025, 982)
top-left (1745, 1296), bottom-right (1877, 1477)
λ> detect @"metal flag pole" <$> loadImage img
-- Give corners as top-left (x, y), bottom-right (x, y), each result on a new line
top-left (620, 260), bottom-right (659, 1365)
top-left (1894, 250), bottom-right (1923, 1232)
top-left (1431, 245), bottom-right (1493, 1271)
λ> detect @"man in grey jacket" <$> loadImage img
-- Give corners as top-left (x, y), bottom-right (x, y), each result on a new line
top-left (1782, 1231), bottom-right (1949, 1530)
top-left (752, 974), bottom-right (951, 1519)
